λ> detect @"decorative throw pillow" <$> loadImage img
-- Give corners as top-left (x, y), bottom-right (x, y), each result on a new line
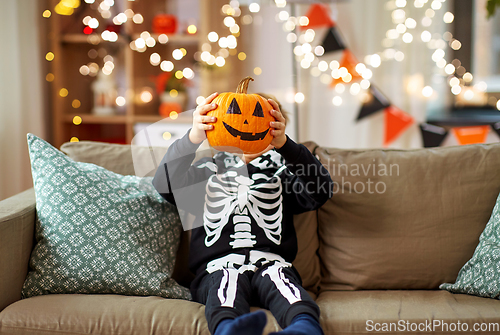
top-left (22, 134), bottom-right (191, 300)
top-left (440, 191), bottom-right (500, 298)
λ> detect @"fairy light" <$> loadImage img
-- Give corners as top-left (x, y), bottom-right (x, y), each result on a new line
top-left (158, 34), bottom-right (168, 44)
top-left (45, 52), bottom-right (55, 61)
top-left (183, 67), bottom-right (194, 79)
top-left (294, 92), bottom-right (305, 103)
top-left (132, 14), bottom-right (143, 24)
top-left (208, 32), bottom-right (219, 42)
top-left (335, 84), bottom-right (345, 94)
top-left (150, 53), bottom-right (161, 66)
top-left (350, 83), bottom-right (361, 95)
top-left (73, 115), bottom-right (82, 125)
top-left (172, 49), bottom-right (183, 60)
top-left (187, 25), bottom-right (197, 34)
top-left (43, 10), bottom-right (51, 18)
top-left (249, 3), bottom-right (260, 12)
top-left (46, 73), bottom-right (55, 82)
top-left (332, 96), bottom-right (342, 106)
top-left (70, 137), bottom-right (79, 142)
top-left (443, 12), bottom-right (454, 23)
top-left (72, 99), bottom-right (81, 108)
top-left (422, 86), bottom-right (433, 97)
top-left (254, 67), bottom-right (262, 75)
top-left (238, 52), bottom-right (246, 61)
top-left (163, 132), bottom-right (172, 140)
top-left (116, 96), bottom-right (126, 106)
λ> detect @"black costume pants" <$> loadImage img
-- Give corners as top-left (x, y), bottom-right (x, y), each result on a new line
top-left (192, 260), bottom-right (320, 335)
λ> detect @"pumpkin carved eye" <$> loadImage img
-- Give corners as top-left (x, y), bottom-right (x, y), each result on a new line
top-left (252, 101), bottom-right (264, 117)
top-left (226, 98), bottom-right (241, 114)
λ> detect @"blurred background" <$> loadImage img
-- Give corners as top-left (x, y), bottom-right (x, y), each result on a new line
top-left (1, 0), bottom-right (500, 200)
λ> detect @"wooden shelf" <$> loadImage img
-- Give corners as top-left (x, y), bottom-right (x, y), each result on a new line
top-left (61, 34), bottom-right (128, 44)
top-left (48, 0), bottom-right (222, 148)
top-left (63, 113), bottom-right (193, 124)
top-left (61, 33), bottom-right (199, 45)
top-left (63, 114), bottom-right (128, 124)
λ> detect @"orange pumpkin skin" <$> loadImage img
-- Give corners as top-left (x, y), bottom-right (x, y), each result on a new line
top-left (206, 77), bottom-right (274, 154)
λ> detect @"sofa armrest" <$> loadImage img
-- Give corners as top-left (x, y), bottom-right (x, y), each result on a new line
top-left (0, 189), bottom-right (36, 312)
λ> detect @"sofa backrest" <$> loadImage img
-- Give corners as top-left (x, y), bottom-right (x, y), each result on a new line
top-left (314, 143), bottom-right (500, 291)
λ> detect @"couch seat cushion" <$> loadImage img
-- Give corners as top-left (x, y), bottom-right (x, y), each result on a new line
top-left (317, 290), bottom-right (500, 335)
top-left (0, 294), bottom-right (281, 335)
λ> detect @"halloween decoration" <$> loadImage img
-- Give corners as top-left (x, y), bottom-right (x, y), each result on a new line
top-left (152, 14), bottom-right (177, 34)
top-left (206, 77), bottom-right (275, 154)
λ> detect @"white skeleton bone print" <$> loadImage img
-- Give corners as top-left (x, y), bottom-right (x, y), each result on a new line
top-left (206, 251), bottom-right (302, 308)
top-left (202, 164), bottom-right (283, 249)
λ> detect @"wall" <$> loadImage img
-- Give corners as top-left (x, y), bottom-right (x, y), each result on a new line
top-left (0, 0), bottom-right (46, 200)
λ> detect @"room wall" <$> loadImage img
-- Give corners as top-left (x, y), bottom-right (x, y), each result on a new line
top-left (241, 0), bottom-right (450, 149)
top-left (0, 0), bottom-right (46, 200)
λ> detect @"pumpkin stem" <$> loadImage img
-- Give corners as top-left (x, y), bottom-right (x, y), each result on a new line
top-left (236, 76), bottom-right (254, 94)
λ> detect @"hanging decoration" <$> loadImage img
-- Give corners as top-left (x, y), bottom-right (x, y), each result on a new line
top-left (383, 106), bottom-right (415, 146)
top-left (285, 1), bottom-right (498, 148)
top-left (452, 126), bottom-right (490, 146)
top-left (419, 123), bottom-right (448, 147)
top-left (330, 50), bottom-right (363, 87)
top-left (300, 3), bottom-right (335, 30)
top-left (357, 86), bottom-right (390, 120)
top-left (321, 27), bottom-right (346, 53)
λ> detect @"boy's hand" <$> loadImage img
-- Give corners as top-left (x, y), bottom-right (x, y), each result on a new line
top-left (189, 92), bottom-right (218, 144)
top-left (268, 99), bottom-right (287, 149)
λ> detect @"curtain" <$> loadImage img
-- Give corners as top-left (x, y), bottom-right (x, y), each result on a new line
top-left (0, 0), bottom-right (46, 200)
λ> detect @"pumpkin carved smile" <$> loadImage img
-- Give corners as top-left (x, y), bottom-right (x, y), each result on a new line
top-left (222, 122), bottom-right (270, 141)
top-left (206, 77), bottom-right (275, 154)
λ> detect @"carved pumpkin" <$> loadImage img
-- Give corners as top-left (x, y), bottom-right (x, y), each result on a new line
top-left (206, 77), bottom-right (274, 154)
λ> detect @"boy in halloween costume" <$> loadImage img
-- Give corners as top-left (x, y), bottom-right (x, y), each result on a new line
top-left (153, 92), bottom-right (333, 335)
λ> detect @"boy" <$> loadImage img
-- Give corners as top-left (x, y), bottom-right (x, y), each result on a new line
top-left (153, 92), bottom-right (333, 335)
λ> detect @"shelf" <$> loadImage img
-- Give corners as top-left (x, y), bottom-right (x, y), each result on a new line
top-left (63, 113), bottom-right (192, 124)
top-left (63, 114), bottom-right (128, 124)
top-left (61, 34), bottom-right (128, 44)
top-left (61, 33), bottom-right (200, 45)
top-left (133, 114), bottom-right (192, 123)
top-left (132, 33), bottom-right (200, 44)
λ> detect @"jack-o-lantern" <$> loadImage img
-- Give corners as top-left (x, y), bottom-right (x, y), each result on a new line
top-left (206, 77), bottom-right (275, 154)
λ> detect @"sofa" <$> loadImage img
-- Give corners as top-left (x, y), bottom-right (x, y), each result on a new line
top-left (1, 139), bottom-right (500, 335)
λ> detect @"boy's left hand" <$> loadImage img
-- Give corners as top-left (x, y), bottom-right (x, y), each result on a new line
top-left (268, 99), bottom-right (287, 149)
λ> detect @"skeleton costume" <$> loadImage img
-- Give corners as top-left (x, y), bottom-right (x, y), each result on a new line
top-left (153, 131), bottom-right (333, 334)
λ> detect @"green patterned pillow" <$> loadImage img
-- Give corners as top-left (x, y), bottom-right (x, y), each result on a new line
top-left (23, 134), bottom-right (191, 300)
top-left (440, 192), bottom-right (500, 298)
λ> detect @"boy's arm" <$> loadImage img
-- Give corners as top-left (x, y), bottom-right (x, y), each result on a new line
top-left (152, 130), bottom-right (202, 204)
top-left (276, 136), bottom-right (333, 214)
top-left (153, 92), bottom-right (219, 204)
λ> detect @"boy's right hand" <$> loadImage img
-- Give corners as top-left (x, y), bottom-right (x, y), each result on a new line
top-left (189, 92), bottom-right (218, 144)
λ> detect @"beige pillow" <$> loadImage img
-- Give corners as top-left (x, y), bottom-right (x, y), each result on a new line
top-left (316, 143), bottom-right (500, 291)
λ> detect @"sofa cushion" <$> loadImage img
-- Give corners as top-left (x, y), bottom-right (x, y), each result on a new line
top-left (316, 290), bottom-right (500, 335)
top-left (316, 143), bottom-right (500, 290)
top-left (23, 134), bottom-right (190, 299)
top-left (440, 190), bottom-right (500, 298)
top-left (61, 140), bottom-right (323, 293)
top-left (0, 294), bottom-right (281, 335)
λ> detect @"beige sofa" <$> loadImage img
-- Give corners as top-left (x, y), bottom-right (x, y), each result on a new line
top-left (1, 140), bottom-right (500, 335)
